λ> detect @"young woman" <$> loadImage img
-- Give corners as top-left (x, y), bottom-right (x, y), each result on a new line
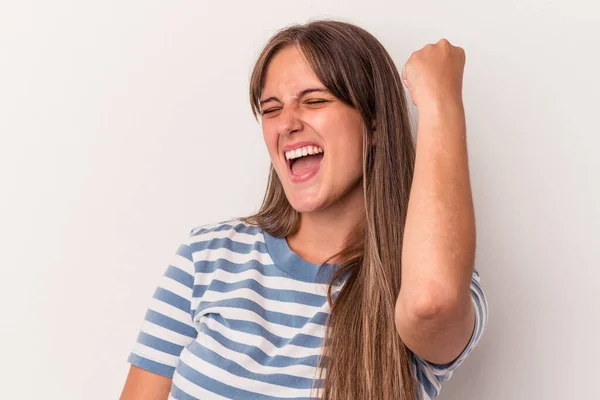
top-left (121, 19), bottom-right (488, 400)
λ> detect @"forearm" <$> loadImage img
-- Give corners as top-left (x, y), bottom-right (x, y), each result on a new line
top-left (398, 100), bottom-right (476, 316)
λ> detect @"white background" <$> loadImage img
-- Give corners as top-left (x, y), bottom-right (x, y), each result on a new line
top-left (1, 1), bottom-right (598, 399)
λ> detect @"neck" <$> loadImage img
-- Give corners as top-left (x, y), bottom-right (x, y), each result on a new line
top-left (287, 182), bottom-right (365, 265)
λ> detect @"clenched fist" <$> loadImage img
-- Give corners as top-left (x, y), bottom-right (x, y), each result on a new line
top-left (401, 38), bottom-right (466, 111)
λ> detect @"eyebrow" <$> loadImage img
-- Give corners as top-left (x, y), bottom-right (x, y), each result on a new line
top-left (259, 88), bottom-right (330, 106)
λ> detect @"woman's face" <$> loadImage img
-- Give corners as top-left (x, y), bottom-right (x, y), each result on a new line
top-left (260, 46), bottom-right (365, 214)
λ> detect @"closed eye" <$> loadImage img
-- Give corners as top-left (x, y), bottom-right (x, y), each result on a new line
top-left (261, 99), bottom-right (330, 115)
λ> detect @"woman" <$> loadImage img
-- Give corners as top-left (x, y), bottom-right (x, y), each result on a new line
top-left (121, 19), bottom-right (488, 400)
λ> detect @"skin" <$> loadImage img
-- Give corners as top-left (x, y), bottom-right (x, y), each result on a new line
top-left (120, 365), bottom-right (171, 400)
top-left (120, 38), bottom-right (477, 396)
top-left (395, 39), bottom-right (477, 365)
top-left (259, 45), bottom-right (368, 264)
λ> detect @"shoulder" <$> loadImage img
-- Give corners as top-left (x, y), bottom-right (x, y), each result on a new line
top-left (185, 217), bottom-right (267, 262)
top-left (184, 217), bottom-right (273, 288)
top-left (188, 217), bottom-right (263, 242)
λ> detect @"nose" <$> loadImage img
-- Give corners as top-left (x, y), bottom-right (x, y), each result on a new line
top-left (277, 107), bottom-right (303, 137)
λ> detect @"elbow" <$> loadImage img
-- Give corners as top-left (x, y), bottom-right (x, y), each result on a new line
top-left (396, 284), bottom-right (462, 326)
top-left (408, 289), bottom-right (448, 320)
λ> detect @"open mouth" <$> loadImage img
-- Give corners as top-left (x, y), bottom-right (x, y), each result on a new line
top-left (285, 148), bottom-right (325, 181)
top-left (286, 153), bottom-right (324, 176)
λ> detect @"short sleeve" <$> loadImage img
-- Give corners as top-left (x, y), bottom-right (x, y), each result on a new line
top-left (127, 229), bottom-right (198, 378)
top-left (412, 268), bottom-right (489, 398)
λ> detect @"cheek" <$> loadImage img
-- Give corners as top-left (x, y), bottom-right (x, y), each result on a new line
top-left (332, 123), bottom-right (364, 159)
top-left (262, 128), bottom-right (278, 157)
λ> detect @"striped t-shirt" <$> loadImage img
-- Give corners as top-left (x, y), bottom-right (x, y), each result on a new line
top-left (128, 218), bottom-right (488, 399)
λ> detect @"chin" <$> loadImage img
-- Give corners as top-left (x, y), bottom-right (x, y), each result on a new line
top-left (288, 199), bottom-right (320, 214)
top-left (286, 192), bottom-right (324, 214)
top-left (290, 204), bottom-right (320, 214)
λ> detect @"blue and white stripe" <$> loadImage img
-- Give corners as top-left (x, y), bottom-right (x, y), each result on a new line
top-left (128, 219), bottom-right (488, 399)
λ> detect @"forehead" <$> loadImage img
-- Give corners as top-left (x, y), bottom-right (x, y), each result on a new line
top-left (262, 46), bottom-right (322, 96)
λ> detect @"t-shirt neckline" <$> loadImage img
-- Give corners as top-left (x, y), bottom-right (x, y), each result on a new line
top-left (262, 229), bottom-right (340, 284)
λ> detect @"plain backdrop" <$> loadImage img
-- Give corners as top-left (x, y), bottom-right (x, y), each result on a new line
top-left (1, 1), bottom-right (598, 399)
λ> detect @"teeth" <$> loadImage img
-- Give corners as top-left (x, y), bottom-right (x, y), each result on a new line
top-left (285, 145), bottom-right (323, 160)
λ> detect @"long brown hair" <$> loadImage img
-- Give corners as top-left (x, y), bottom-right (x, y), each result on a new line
top-left (239, 19), bottom-right (418, 399)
